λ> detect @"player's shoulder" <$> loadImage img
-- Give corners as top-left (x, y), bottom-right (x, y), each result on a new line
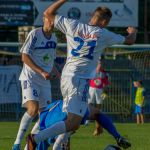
top-left (57, 14), bottom-right (80, 27)
top-left (28, 27), bottom-right (42, 37)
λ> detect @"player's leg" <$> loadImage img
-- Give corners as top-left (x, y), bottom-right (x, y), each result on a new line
top-left (53, 133), bottom-right (71, 150)
top-left (140, 113), bottom-right (144, 124)
top-left (135, 105), bottom-right (140, 124)
top-left (29, 97), bottom-right (84, 148)
top-left (12, 81), bottom-right (40, 150)
top-left (88, 105), bottom-right (131, 149)
top-left (27, 113), bottom-right (82, 150)
top-left (25, 83), bottom-right (52, 150)
top-left (24, 121), bottom-right (40, 150)
top-left (12, 101), bottom-right (38, 150)
top-left (27, 77), bottom-right (89, 150)
top-left (93, 89), bottom-right (103, 136)
top-left (139, 106), bottom-right (144, 124)
top-left (85, 87), bottom-right (96, 126)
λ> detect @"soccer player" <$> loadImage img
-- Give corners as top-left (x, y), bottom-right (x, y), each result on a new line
top-left (86, 56), bottom-right (110, 136)
top-left (27, 0), bottom-right (137, 149)
top-left (133, 80), bottom-right (145, 124)
top-left (35, 100), bottom-right (131, 150)
top-left (12, 15), bottom-right (60, 150)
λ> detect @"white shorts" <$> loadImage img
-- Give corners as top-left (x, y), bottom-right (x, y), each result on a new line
top-left (21, 80), bottom-right (51, 108)
top-left (88, 86), bottom-right (103, 105)
top-left (61, 76), bottom-right (89, 117)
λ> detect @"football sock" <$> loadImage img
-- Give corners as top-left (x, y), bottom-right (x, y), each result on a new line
top-left (31, 121), bottom-right (40, 134)
top-left (34, 121), bottom-right (66, 144)
top-left (98, 113), bottom-right (121, 139)
top-left (24, 121), bottom-right (40, 150)
top-left (53, 133), bottom-right (70, 150)
top-left (14, 112), bottom-right (33, 144)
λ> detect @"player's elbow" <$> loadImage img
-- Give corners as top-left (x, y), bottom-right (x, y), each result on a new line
top-left (21, 53), bottom-right (26, 62)
top-left (43, 11), bottom-right (48, 18)
top-left (21, 53), bottom-right (30, 63)
top-left (43, 10), bottom-right (55, 18)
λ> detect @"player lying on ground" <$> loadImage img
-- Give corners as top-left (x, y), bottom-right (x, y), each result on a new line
top-left (27, 100), bottom-right (131, 150)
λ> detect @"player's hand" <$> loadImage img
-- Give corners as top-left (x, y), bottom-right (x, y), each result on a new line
top-left (41, 71), bottom-right (51, 80)
top-left (127, 27), bottom-right (138, 34)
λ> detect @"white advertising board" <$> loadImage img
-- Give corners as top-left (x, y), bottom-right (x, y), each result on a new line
top-left (33, 0), bottom-right (138, 27)
top-left (0, 65), bottom-right (22, 104)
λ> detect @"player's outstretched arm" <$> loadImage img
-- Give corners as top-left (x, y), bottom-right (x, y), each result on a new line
top-left (44, 0), bottom-right (67, 21)
top-left (124, 27), bottom-right (138, 45)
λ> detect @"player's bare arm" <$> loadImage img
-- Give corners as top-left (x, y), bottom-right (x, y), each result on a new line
top-left (44, 0), bottom-right (67, 22)
top-left (22, 53), bottom-right (51, 80)
top-left (124, 27), bottom-right (138, 45)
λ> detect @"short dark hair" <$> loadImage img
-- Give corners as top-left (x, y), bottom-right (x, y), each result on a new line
top-left (138, 80), bottom-right (143, 85)
top-left (94, 6), bottom-right (112, 21)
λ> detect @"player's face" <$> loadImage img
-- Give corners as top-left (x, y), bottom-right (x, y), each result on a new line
top-left (133, 81), bottom-right (138, 87)
top-left (43, 17), bottom-right (54, 32)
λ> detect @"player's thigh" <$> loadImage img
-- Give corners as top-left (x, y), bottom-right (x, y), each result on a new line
top-left (95, 89), bottom-right (103, 104)
top-left (61, 77), bottom-right (89, 117)
top-left (88, 87), bottom-right (96, 104)
top-left (21, 80), bottom-right (40, 108)
top-left (65, 112), bottom-right (83, 131)
top-left (88, 105), bottom-right (100, 120)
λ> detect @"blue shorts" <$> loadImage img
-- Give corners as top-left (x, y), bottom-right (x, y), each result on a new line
top-left (135, 105), bottom-right (143, 114)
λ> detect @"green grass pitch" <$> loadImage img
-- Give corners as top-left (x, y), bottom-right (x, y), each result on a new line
top-left (0, 122), bottom-right (150, 150)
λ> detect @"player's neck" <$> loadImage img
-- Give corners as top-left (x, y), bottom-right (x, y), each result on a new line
top-left (42, 27), bottom-right (52, 39)
top-left (89, 18), bottom-right (103, 28)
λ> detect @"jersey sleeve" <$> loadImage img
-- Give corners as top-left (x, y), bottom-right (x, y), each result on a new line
top-left (102, 28), bottom-right (125, 46)
top-left (54, 34), bottom-right (57, 59)
top-left (54, 15), bottom-right (78, 35)
top-left (20, 30), bottom-right (37, 55)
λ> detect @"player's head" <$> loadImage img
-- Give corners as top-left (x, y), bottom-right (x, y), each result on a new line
top-left (133, 80), bottom-right (143, 87)
top-left (90, 6), bottom-right (112, 28)
top-left (43, 15), bottom-right (54, 33)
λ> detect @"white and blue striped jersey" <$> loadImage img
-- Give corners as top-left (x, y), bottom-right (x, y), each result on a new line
top-left (19, 27), bottom-right (57, 86)
top-left (54, 15), bottom-right (125, 79)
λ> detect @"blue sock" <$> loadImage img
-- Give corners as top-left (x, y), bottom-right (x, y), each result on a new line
top-left (98, 113), bottom-right (121, 139)
top-left (36, 140), bottom-right (50, 150)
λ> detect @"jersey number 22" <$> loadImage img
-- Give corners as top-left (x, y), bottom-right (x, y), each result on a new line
top-left (71, 37), bottom-right (96, 60)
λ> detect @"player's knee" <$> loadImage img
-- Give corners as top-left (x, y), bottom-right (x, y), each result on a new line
top-left (72, 123), bottom-right (80, 131)
top-left (65, 120), bottom-right (80, 131)
top-left (27, 106), bottom-right (39, 117)
top-left (25, 101), bottom-right (39, 117)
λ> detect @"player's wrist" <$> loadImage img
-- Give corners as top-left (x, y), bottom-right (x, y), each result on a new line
top-left (39, 70), bottom-right (45, 76)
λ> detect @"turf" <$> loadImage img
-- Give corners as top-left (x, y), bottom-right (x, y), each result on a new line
top-left (0, 122), bottom-right (149, 150)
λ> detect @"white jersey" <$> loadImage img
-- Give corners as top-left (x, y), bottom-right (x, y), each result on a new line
top-left (19, 27), bottom-right (57, 86)
top-left (54, 15), bottom-right (125, 79)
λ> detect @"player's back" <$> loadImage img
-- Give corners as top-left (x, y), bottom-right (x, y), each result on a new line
top-left (55, 15), bottom-right (125, 79)
top-left (62, 20), bottom-right (103, 79)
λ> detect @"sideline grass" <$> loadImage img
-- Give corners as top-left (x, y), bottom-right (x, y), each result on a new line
top-left (0, 122), bottom-right (149, 150)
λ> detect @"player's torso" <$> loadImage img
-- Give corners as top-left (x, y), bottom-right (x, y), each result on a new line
top-left (20, 28), bottom-right (57, 86)
top-left (135, 87), bottom-right (144, 105)
top-left (31, 28), bottom-right (57, 72)
top-left (63, 23), bottom-right (103, 78)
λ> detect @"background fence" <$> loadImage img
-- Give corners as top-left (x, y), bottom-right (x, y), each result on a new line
top-left (0, 43), bottom-right (150, 121)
